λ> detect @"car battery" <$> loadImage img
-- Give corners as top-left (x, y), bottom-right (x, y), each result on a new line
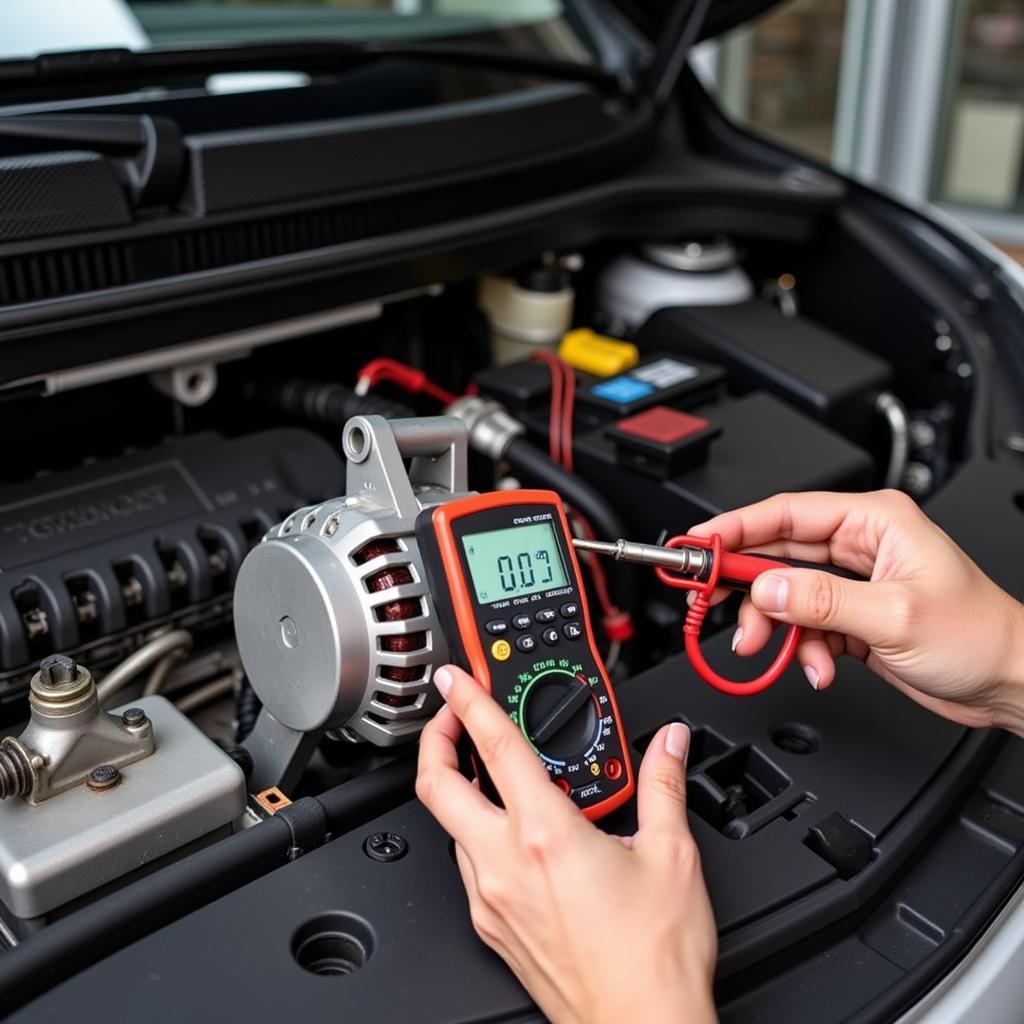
top-left (567, 392), bottom-right (873, 540)
top-left (638, 300), bottom-right (892, 438)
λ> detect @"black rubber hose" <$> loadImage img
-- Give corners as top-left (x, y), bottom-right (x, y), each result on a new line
top-left (316, 755), bottom-right (416, 829)
top-left (0, 815), bottom-right (292, 1015)
top-left (503, 436), bottom-right (636, 618)
top-left (0, 757), bottom-right (417, 1017)
top-left (249, 378), bottom-right (414, 424)
top-left (505, 436), bottom-right (626, 542)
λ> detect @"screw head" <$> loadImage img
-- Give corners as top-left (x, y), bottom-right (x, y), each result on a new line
top-left (39, 654), bottom-right (77, 687)
top-left (363, 831), bottom-right (408, 863)
top-left (87, 764), bottom-right (121, 791)
top-left (121, 708), bottom-right (148, 728)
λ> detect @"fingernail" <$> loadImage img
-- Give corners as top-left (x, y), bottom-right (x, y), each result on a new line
top-left (665, 722), bottom-right (691, 763)
top-left (731, 627), bottom-right (744, 653)
top-left (686, 591), bottom-right (697, 607)
top-left (434, 665), bottom-right (453, 698)
top-left (753, 573), bottom-right (789, 612)
top-left (804, 665), bottom-right (820, 691)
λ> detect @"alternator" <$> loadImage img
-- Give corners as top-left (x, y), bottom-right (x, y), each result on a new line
top-left (234, 415), bottom-right (470, 792)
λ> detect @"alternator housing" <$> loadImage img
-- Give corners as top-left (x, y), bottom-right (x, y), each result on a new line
top-left (233, 416), bottom-right (469, 749)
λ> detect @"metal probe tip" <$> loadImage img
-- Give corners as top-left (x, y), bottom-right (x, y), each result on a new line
top-left (571, 539), bottom-right (620, 557)
top-left (572, 537), bottom-right (708, 576)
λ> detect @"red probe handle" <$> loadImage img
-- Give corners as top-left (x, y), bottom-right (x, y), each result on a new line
top-left (656, 534), bottom-right (802, 697)
top-left (717, 550), bottom-right (794, 588)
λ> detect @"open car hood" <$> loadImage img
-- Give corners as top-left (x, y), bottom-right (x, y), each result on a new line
top-left (609, 0), bottom-right (783, 42)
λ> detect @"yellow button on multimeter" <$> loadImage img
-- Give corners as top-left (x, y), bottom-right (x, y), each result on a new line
top-left (490, 639), bottom-right (511, 661)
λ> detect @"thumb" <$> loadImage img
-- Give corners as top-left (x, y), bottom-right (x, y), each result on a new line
top-left (636, 722), bottom-right (691, 835)
top-left (750, 569), bottom-right (895, 648)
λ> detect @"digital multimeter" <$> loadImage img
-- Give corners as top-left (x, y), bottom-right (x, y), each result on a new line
top-left (416, 489), bottom-right (634, 821)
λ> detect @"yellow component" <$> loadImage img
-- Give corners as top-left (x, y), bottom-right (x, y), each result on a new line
top-left (491, 639), bottom-right (512, 662)
top-left (590, 762), bottom-right (601, 776)
top-left (558, 328), bottom-right (639, 378)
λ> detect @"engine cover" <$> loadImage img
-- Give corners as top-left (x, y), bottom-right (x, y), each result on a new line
top-left (0, 429), bottom-right (343, 711)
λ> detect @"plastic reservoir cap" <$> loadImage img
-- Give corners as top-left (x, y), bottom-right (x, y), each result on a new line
top-left (559, 328), bottom-right (639, 378)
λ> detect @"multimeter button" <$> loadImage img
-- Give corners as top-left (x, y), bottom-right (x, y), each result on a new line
top-left (485, 620), bottom-right (508, 635)
top-left (559, 601), bottom-right (580, 619)
top-left (604, 758), bottom-right (623, 781)
top-left (534, 608), bottom-right (556, 623)
top-left (541, 627), bottom-right (560, 646)
top-left (512, 614), bottom-right (532, 630)
top-left (554, 778), bottom-right (571, 795)
top-left (490, 639), bottom-right (512, 661)
top-left (515, 634), bottom-right (537, 654)
top-left (562, 622), bottom-right (583, 641)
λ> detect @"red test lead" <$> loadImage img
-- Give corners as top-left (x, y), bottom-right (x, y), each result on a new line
top-left (573, 535), bottom-right (864, 697)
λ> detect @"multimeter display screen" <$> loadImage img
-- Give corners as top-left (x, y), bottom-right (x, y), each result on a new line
top-left (461, 522), bottom-right (569, 603)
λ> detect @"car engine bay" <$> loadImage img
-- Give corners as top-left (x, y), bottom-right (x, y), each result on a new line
top-left (0, 28), bottom-right (1023, 1021)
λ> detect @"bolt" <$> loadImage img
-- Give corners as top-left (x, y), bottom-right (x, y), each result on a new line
top-left (87, 764), bottom-right (121, 791)
top-left (39, 653), bottom-right (76, 687)
top-left (363, 831), bottom-right (408, 863)
top-left (121, 577), bottom-right (144, 608)
top-left (909, 420), bottom-right (937, 451)
top-left (902, 461), bottom-right (934, 497)
top-left (73, 590), bottom-right (99, 624)
top-left (121, 707), bottom-right (148, 728)
top-left (279, 616), bottom-right (299, 650)
top-left (166, 561), bottom-right (188, 592)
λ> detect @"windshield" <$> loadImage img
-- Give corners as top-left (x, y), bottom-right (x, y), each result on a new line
top-left (4, 0), bottom-right (592, 62)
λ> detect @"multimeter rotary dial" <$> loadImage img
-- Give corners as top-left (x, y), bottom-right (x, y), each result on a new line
top-left (518, 667), bottom-right (603, 766)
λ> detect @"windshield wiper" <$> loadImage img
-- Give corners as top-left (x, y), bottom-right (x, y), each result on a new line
top-left (0, 40), bottom-right (636, 101)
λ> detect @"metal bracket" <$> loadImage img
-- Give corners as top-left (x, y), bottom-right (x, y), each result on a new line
top-left (342, 415), bottom-right (468, 519)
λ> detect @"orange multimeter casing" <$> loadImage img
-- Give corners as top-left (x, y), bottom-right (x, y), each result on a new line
top-left (416, 489), bottom-right (634, 821)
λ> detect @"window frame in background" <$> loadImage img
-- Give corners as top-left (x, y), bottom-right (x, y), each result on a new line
top-left (694, 0), bottom-right (1024, 247)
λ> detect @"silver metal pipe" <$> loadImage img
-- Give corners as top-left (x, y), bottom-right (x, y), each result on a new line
top-left (96, 630), bottom-right (194, 704)
top-left (876, 391), bottom-right (910, 490)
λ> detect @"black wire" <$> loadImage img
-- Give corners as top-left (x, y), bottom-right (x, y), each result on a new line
top-left (504, 435), bottom-right (637, 624)
top-left (234, 674), bottom-right (262, 744)
top-left (247, 378), bottom-right (415, 425)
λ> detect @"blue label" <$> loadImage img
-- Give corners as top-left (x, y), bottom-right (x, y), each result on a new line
top-left (591, 376), bottom-right (654, 404)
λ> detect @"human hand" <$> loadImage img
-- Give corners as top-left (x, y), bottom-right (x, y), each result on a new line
top-left (416, 664), bottom-right (718, 1024)
top-left (691, 490), bottom-right (1024, 733)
